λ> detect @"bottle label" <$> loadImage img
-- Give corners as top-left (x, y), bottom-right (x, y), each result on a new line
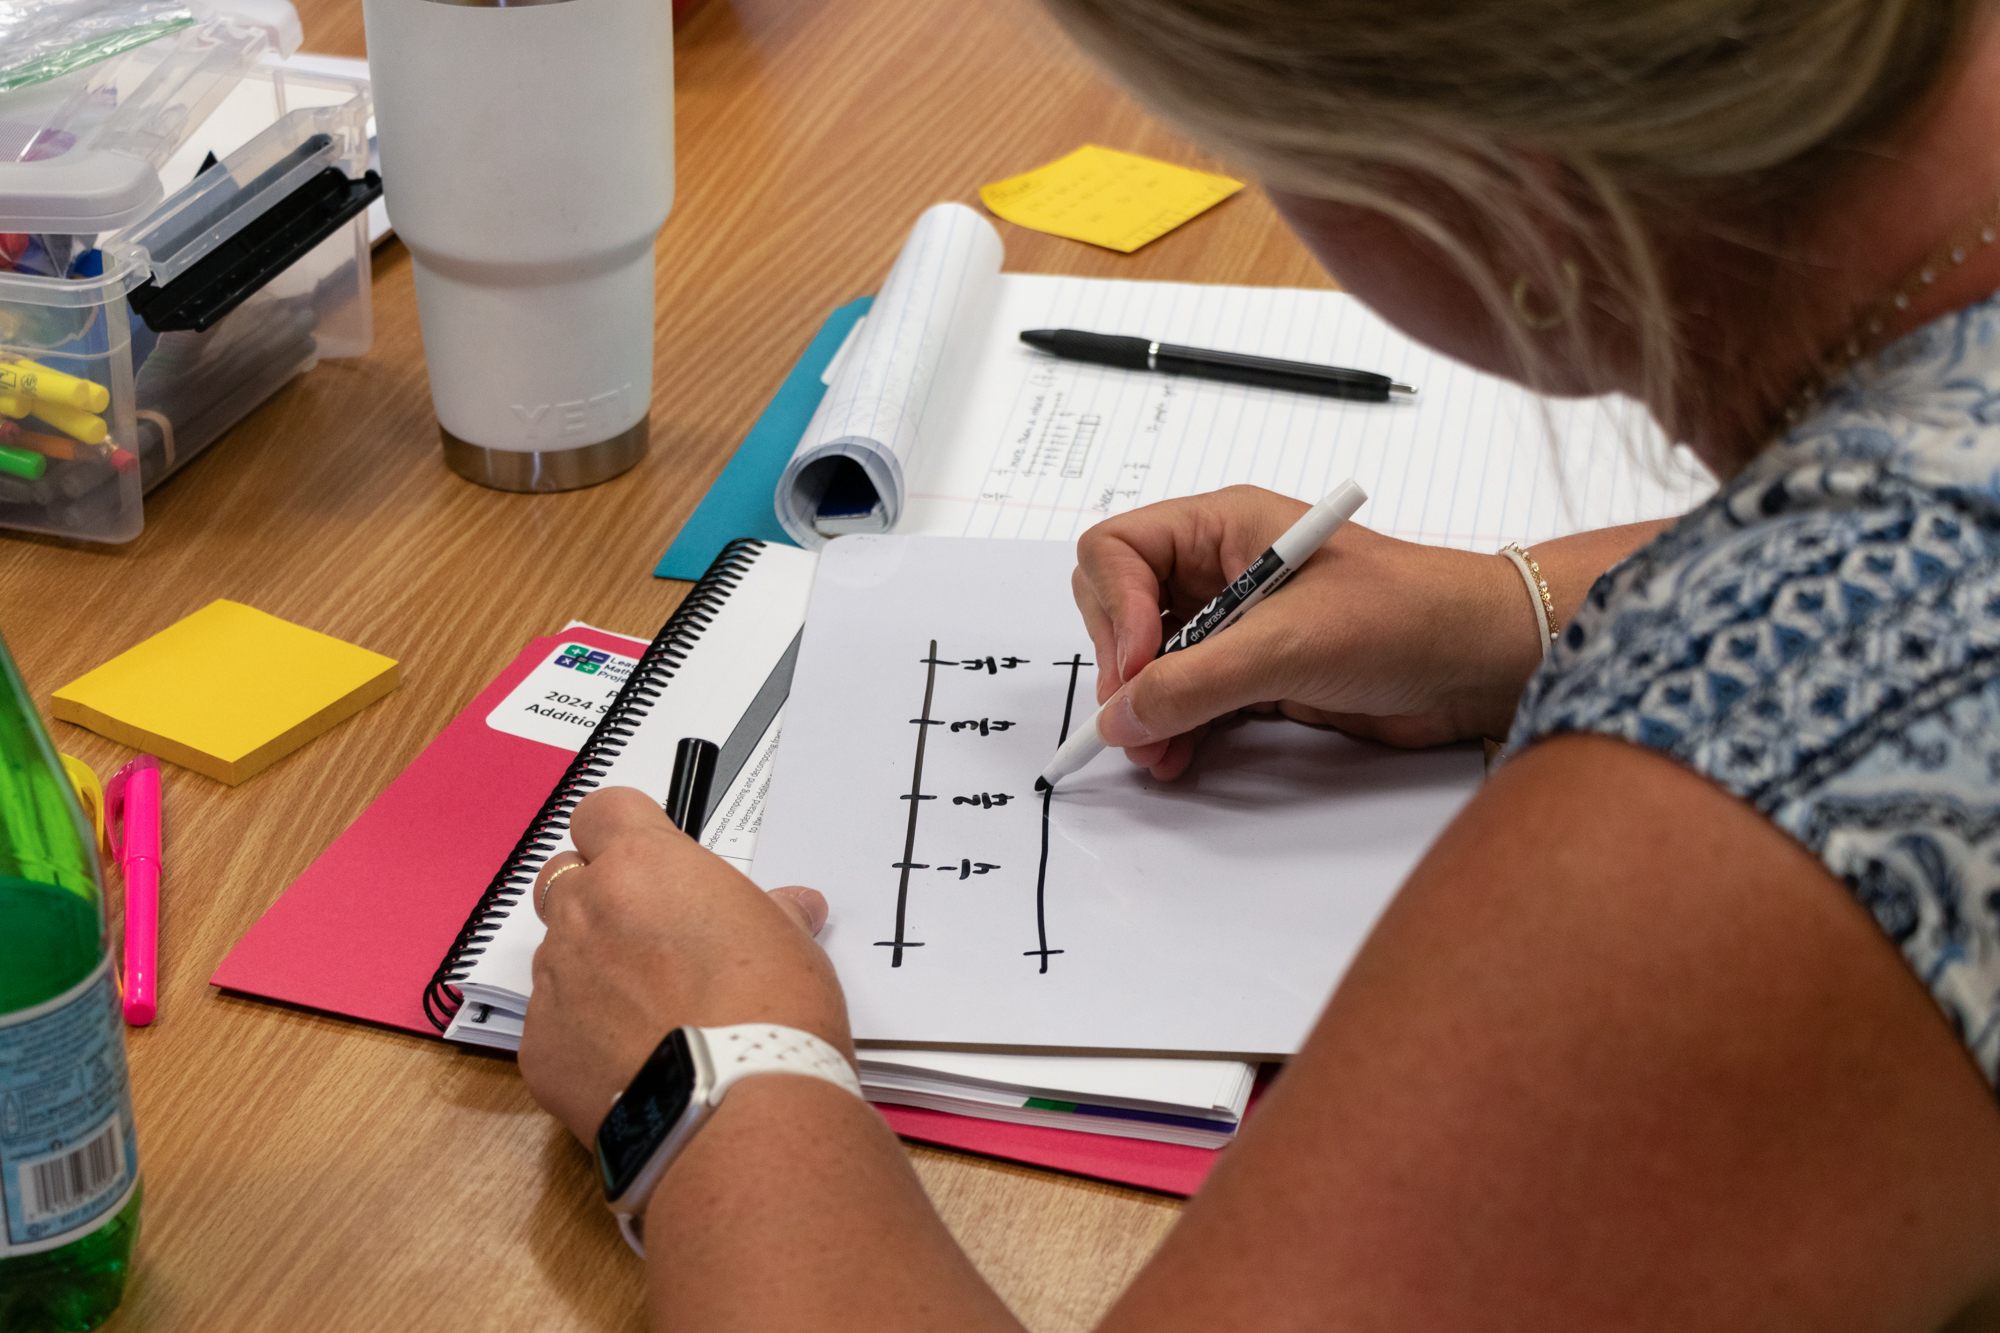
top-left (0, 957), bottom-right (139, 1256)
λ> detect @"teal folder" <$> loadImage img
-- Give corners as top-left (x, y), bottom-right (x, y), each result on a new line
top-left (654, 297), bottom-right (873, 580)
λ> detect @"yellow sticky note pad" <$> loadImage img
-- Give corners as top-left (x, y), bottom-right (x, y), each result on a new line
top-left (980, 145), bottom-right (1243, 253)
top-left (53, 601), bottom-right (400, 786)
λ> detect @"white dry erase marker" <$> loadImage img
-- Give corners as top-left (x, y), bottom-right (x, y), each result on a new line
top-left (1037, 478), bottom-right (1369, 790)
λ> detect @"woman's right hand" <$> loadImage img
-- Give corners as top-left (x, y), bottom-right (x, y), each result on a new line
top-left (1074, 485), bottom-right (1547, 779)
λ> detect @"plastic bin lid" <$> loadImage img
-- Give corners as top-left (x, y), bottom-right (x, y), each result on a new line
top-left (0, 150), bottom-right (163, 234)
top-left (0, 0), bottom-right (302, 234)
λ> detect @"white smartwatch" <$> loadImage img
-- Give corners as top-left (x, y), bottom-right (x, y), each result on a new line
top-left (595, 1024), bottom-right (864, 1255)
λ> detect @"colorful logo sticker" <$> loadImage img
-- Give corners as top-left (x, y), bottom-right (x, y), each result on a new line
top-left (553, 645), bottom-right (613, 675)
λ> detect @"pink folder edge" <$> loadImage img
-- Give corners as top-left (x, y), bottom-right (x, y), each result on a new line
top-left (209, 628), bottom-right (647, 1034)
top-left (877, 1104), bottom-right (1219, 1196)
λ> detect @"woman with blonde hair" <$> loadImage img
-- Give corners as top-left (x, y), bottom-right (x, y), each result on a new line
top-left (519, 3), bottom-right (2000, 1327)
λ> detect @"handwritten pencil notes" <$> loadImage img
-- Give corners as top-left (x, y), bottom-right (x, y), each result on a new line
top-left (753, 536), bottom-right (1485, 1059)
top-left (772, 203), bottom-right (1715, 554)
top-left (52, 600), bottom-right (398, 785)
top-left (980, 146), bottom-right (1243, 253)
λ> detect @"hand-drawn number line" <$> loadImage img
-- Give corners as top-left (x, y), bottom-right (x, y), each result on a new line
top-left (876, 639), bottom-right (943, 965)
top-left (1027, 654), bottom-right (1088, 973)
top-left (877, 645), bottom-right (1090, 973)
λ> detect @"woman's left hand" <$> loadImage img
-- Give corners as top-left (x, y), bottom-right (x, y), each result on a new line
top-left (517, 785), bottom-right (849, 1145)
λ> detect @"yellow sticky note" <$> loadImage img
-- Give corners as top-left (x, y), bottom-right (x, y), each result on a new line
top-left (53, 601), bottom-right (400, 786)
top-left (980, 145), bottom-right (1243, 253)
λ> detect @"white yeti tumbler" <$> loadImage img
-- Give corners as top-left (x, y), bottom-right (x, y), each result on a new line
top-left (362, 0), bottom-right (673, 490)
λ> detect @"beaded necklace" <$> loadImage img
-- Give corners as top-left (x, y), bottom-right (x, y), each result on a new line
top-left (1780, 192), bottom-right (2000, 430)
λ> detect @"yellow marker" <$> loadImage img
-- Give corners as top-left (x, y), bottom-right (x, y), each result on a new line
top-left (0, 358), bottom-right (110, 412)
top-left (980, 145), bottom-right (1244, 254)
top-left (58, 754), bottom-right (109, 852)
top-left (31, 397), bottom-right (108, 445)
top-left (0, 390), bottom-right (28, 419)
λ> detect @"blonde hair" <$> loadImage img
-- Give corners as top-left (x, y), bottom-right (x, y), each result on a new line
top-left (1040, 0), bottom-right (1976, 453)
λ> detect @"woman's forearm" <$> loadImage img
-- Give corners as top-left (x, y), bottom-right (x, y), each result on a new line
top-left (644, 1076), bottom-right (1025, 1333)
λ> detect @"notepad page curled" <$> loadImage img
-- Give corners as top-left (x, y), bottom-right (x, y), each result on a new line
top-left (775, 203), bottom-right (1005, 548)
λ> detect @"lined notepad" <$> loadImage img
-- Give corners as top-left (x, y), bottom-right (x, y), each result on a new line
top-left (775, 203), bottom-right (1716, 552)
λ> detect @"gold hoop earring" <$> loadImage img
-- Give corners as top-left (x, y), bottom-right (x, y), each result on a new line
top-left (1511, 260), bottom-right (1581, 332)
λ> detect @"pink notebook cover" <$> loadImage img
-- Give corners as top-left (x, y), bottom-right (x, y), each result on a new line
top-left (211, 628), bottom-right (647, 1033)
top-left (878, 1105), bottom-right (1218, 1196)
top-left (213, 626), bottom-right (1224, 1196)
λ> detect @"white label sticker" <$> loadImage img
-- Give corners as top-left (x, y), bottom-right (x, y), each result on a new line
top-left (486, 641), bottom-right (640, 750)
top-left (0, 956), bottom-right (140, 1256)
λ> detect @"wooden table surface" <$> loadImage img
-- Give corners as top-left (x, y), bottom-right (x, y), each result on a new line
top-left (0, 1), bottom-right (1331, 1327)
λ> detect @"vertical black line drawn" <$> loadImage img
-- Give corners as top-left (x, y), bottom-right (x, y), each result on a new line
top-left (876, 640), bottom-right (942, 964)
top-left (1025, 653), bottom-right (1088, 972)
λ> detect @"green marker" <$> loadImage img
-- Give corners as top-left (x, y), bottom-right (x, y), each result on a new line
top-left (0, 442), bottom-right (45, 480)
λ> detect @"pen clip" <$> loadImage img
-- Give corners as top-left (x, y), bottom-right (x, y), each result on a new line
top-left (101, 755), bottom-right (158, 868)
top-left (102, 760), bottom-right (135, 864)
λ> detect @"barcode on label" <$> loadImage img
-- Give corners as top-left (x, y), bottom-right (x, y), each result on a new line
top-left (18, 1117), bottom-right (124, 1224)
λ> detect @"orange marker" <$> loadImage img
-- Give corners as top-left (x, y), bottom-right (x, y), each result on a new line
top-left (2, 424), bottom-right (93, 460)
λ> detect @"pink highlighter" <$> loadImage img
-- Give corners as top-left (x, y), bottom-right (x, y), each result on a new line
top-left (105, 755), bottom-right (162, 1025)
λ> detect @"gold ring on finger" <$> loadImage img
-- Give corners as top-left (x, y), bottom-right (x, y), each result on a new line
top-left (539, 859), bottom-right (587, 916)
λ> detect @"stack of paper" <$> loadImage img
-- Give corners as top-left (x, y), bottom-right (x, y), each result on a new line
top-left (860, 1051), bottom-right (1254, 1148)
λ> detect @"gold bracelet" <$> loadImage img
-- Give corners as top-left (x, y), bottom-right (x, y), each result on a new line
top-left (1499, 542), bottom-right (1558, 654)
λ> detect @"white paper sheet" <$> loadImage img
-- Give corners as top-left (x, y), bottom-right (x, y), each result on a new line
top-left (775, 203), bottom-right (1715, 553)
top-left (861, 1085), bottom-right (1237, 1148)
top-left (752, 536), bottom-right (1485, 1058)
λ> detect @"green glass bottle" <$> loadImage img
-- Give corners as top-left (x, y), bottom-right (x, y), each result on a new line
top-left (0, 631), bottom-right (141, 1332)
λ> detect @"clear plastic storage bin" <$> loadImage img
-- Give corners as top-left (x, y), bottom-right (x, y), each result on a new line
top-left (0, 54), bottom-right (376, 544)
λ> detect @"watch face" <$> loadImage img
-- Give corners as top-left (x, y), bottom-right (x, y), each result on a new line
top-left (598, 1028), bottom-right (698, 1199)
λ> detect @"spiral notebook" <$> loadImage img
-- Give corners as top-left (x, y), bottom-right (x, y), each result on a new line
top-left (428, 538), bottom-right (821, 1044)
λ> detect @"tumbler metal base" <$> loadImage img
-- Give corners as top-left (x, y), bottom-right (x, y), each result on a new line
top-left (440, 415), bottom-right (649, 492)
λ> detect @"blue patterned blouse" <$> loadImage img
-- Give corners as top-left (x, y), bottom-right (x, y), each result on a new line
top-left (1509, 290), bottom-right (2000, 1089)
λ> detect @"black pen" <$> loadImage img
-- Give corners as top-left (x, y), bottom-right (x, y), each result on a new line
top-left (1020, 329), bottom-right (1416, 403)
top-left (665, 737), bottom-right (720, 835)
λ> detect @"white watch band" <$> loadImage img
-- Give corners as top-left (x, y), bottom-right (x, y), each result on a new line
top-left (698, 1023), bottom-right (864, 1105)
top-left (613, 1024), bottom-right (862, 1257)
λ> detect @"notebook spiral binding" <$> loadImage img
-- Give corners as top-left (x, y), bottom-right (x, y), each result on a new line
top-left (422, 537), bottom-right (769, 1032)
